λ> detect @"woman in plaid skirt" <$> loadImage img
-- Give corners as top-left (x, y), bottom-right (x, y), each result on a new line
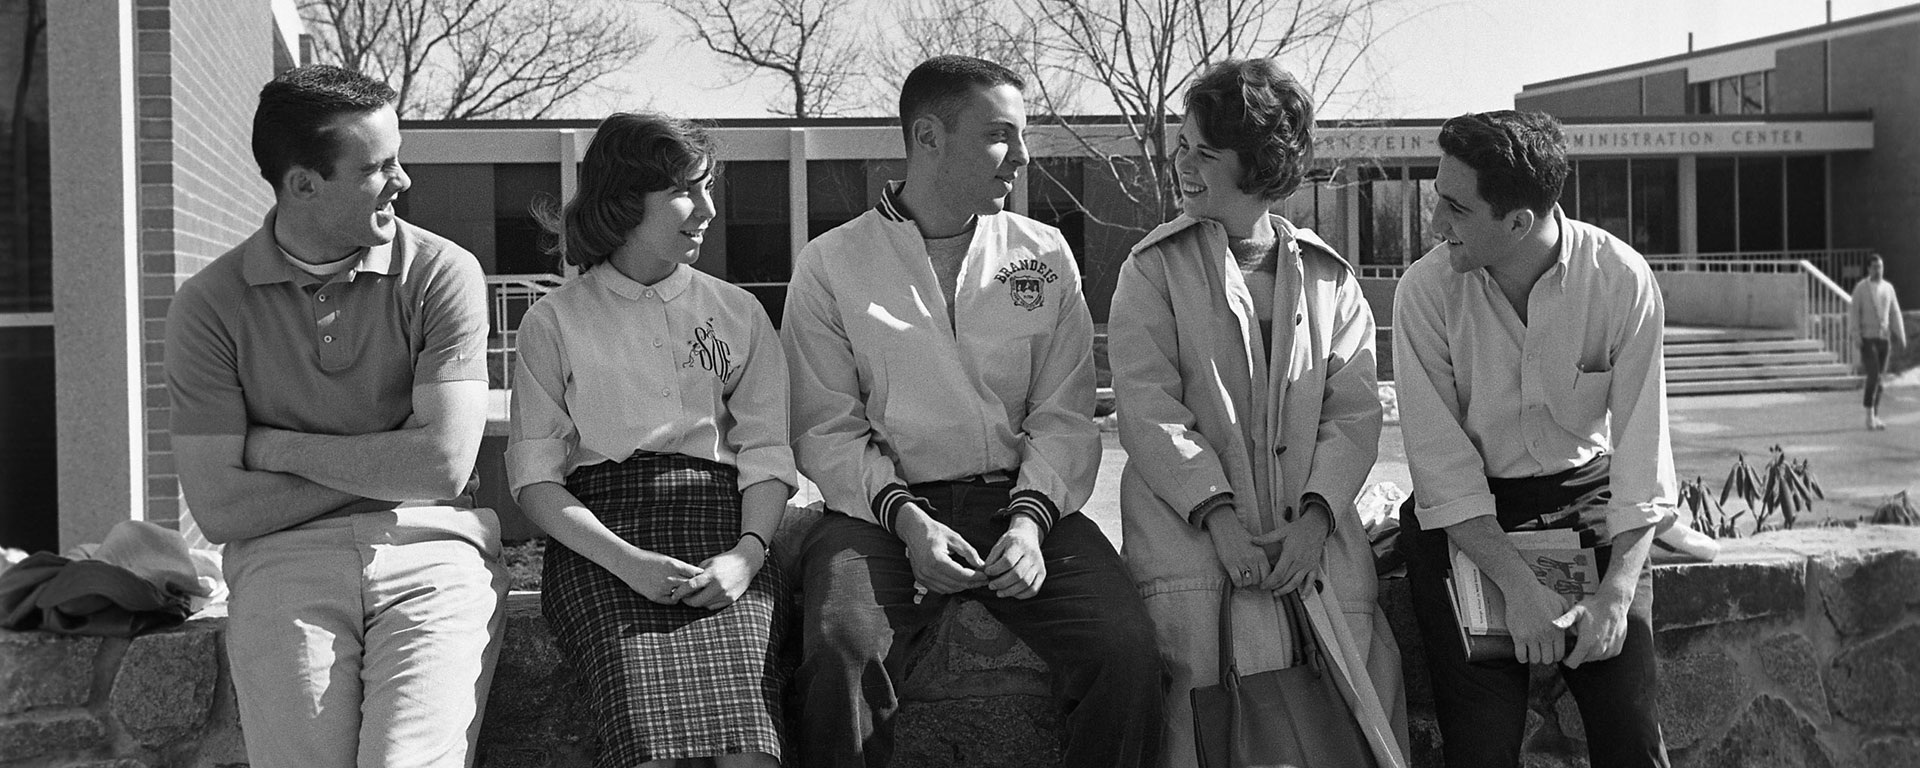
top-left (507, 111), bottom-right (797, 768)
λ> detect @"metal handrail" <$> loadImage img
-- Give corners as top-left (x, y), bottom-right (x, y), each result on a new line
top-left (1797, 259), bottom-right (1856, 369)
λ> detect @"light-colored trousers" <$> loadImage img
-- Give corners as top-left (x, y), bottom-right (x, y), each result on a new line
top-left (223, 506), bottom-right (507, 768)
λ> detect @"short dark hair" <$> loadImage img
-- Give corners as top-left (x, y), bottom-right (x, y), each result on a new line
top-left (252, 65), bottom-right (397, 192)
top-left (533, 111), bottom-right (715, 270)
top-left (898, 55), bottom-right (1024, 150)
top-left (1437, 110), bottom-right (1568, 217)
top-left (1182, 59), bottom-right (1317, 201)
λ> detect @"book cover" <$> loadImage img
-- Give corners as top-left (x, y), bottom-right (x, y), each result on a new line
top-left (1446, 532), bottom-right (1603, 662)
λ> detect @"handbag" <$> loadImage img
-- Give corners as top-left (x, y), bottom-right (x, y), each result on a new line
top-left (1191, 585), bottom-right (1377, 768)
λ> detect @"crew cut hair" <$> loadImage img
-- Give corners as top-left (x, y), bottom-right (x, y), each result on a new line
top-left (533, 111), bottom-right (715, 270)
top-left (1437, 110), bottom-right (1569, 217)
top-left (252, 65), bottom-right (397, 192)
top-left (898, 55), bottom-right (1024, 150)
top-left (1183, 58), bottom-right (1317, 201)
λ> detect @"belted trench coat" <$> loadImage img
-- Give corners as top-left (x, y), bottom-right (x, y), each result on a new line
top-left (1110, 214), bottom-right (1407, 768)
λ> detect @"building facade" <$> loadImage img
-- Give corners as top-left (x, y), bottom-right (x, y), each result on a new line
top-left (1515, 2), bottom-right (1920, 298)
top-left (1, 0), bottom-right (301, 551)
top-left (2, 1), bottom-right (1907, 552)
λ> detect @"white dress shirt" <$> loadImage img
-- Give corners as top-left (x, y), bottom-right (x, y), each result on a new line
top-left (1393, 208), bottom-right (1675, 536)
top-left (506, 263), bottom-right (797, 495)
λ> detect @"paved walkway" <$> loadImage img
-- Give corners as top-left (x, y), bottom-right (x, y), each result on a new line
top-left (1077, 374), bottom-right (1919, 546)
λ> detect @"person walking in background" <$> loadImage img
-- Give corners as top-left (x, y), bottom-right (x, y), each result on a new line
top-left (782, 55), bottom-right (1166, 768)
top-left (1394, 110), bottom-right (1673, 768)
top-left (1109, 58), bottom-right (1405, 767)
top-left (166, 65), bottom-right (505, 768)
top-left (508, 112), bottom-right (794, 768)
top-left (1851, 254), bottom-right (1906, 430)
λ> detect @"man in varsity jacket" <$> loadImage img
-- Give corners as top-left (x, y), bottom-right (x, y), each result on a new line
top-left (781, 55), bottom-right (1166, 768)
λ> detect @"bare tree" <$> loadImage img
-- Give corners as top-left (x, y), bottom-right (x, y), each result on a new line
top-left (916, 0), bottom-right (1412, 228)
top-left (300, 0), bottom-right (652, 120)
top-left (658, 0), bottom-right (868, 118)
top-left (875, 0), bottom-right (1049, 112)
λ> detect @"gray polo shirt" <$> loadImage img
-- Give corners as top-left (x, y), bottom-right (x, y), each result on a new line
top-left (165, 207), bottom-right (488, 466)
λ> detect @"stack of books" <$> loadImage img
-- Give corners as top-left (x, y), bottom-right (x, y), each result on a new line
top-left (1444, 528), bottom-right (1602, 662)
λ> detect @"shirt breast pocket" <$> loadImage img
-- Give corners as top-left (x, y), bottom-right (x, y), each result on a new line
top-left (1552, 368), bottom-right (1613, 434)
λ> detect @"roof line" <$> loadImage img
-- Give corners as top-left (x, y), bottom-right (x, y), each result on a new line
top-left (1520, 2), bottom-right (1920, 92)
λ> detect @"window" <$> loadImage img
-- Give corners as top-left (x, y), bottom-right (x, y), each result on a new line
top-left (718, 160), bottom-right (791, 284)
top-left (1357, 165), bottom-right (1424, 265)
top-left (1697, 157), bottom-right (1738, 251)
top-left (493, 164), bottom-right (561, 275)
top-left (394, 163), bottom-right (560, 276)
top-left (1785, 155), bottom-right (1827, 250)
top-left (1028, 157), bottom-right (1087, 268)
top-left (1738, 157), bottom-right (1785, 252)
top-left (1690, 155), bottom-right (1827, 254)
top-left (807, 159), bottom-right (871, 239)
top-left (1690, 71), bottom-right (1772, 115)
top-left (1560, 159), bottom-right (1679, 255)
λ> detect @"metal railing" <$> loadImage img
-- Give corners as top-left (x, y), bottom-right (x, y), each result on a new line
top-left (1353, 248), bottom-right (1876, 282)
top-left (1643, 257), bottom-right (1857, 368)
top-left (1798, 260), bottom-right (1857, 369)
top-left (486, 274), bottom-right (565, 392)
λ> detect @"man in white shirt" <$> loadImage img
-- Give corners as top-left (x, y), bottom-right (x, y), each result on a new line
top-left (782, 55), bottom-right (1165, 768)
top-left (1393, 111), bottom-right (1671, 768)
top-left (1851, 254), bottom-right (1906, 430)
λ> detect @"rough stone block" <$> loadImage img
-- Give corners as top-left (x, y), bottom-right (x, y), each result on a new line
top-left (479, 594), bottom-right (595, 749)
top-left (108, 623), bottom-right (218, 747)
top-left (899, 600), bottom-right (1049, 701)
top-left (0, 630), bottom-right (101, 715)
top-left (1653, 553), bottom-right (1805, 631)
top-left (1861, 737), bottom-right (1920, 768)
top-left (1809, 548), bottom-right (1920, 637)
top-left (1757, 633), bottom-right (1828, 721)
top-left (61, 760), bottom-right (148, 768)
top-left (1657, 645), bottom-right (1750, 748)
top-left (0, 711), bottom-right (108, 761)
top-left (1826, 624), bottom-right (1920, 729)
top-left (892, 694), bottom-right (1062, 768)
top-left (1689, 695), bottom-right (1834, 768)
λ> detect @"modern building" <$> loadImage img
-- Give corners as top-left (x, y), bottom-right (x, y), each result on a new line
top-left (0, 0), bottom-right (303, 551)
top-left (3, 0), bottom-right (1911, 551)
top-left (1515, 2), bottom-right (1920, 299)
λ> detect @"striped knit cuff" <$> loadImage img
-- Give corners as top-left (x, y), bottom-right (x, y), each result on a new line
top-left (871, 483), bottom-right (928, 534)
top-left (997, 490), bottom-right (1061, 538)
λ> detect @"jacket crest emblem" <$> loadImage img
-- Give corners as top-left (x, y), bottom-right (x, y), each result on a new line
top-left (994, 256), bottom-right (1058, 312)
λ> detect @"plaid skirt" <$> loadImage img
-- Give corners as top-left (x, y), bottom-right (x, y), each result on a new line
top-left (541, 453), bottom-right (788, 766)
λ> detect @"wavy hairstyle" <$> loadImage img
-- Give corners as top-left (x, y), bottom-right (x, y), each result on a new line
top-left (1182, 59), bottom-right (1316, 201)
top-left (1437, 110), bottom-right (1568, 217)
top-left (534, 112), bottom-right (715, 269)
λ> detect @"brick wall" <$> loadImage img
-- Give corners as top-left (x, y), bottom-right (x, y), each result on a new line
top-left (134, 0), bottom-right (275, 528)
top-left (1828, 20), bottom-right (1920, 300)
top-left (1516, 77), bottom-right (1646, 118)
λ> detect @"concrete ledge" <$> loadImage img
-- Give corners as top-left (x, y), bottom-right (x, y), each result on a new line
top-left (5, 525), bottom-right (1918, 768)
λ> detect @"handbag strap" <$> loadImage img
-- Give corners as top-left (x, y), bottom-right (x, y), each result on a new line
top-left (1216, 583), bottom-right (1327, 687)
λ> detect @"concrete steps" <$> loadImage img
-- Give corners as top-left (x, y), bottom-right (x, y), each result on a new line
top-left (1665, 326), bottom-right (1861, 396)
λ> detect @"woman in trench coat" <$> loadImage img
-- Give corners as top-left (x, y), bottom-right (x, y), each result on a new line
top-left (1110, 58), bottom-right (1408, 768)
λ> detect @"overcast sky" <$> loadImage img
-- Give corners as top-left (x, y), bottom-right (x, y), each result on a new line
top-left (581, 0), bottom-right (1915, 121)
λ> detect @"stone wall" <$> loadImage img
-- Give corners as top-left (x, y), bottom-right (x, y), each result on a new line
top-left (4, 526), bottom-right (1916, 768)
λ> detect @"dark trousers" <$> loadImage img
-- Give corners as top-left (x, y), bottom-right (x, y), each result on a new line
top-left (1863, 337), bottom-right (1892, 409)
top-left (794, 478), bottom-right (1167, 768)
top-left (1400, 455), bottom-right (1669, 768)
